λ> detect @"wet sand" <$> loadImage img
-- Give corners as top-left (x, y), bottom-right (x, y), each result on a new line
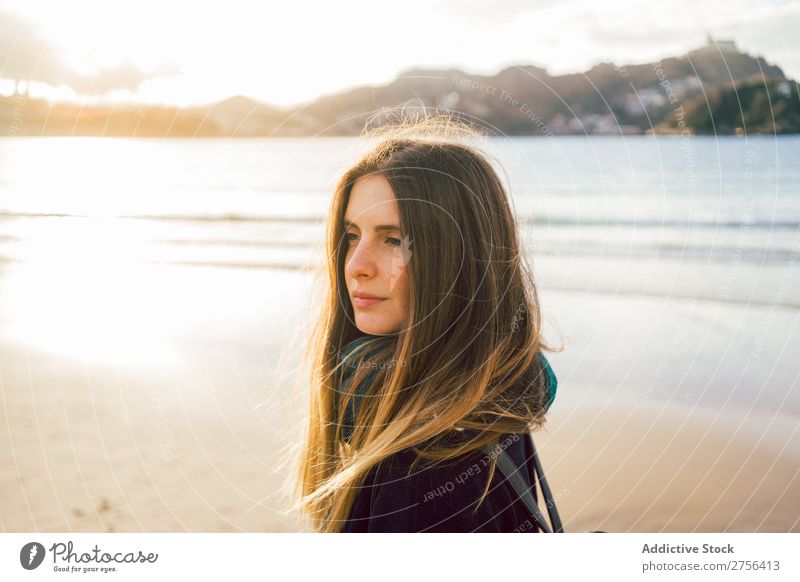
top-left (1, 267), bottom-right (798, 532)
top-left (2, 345), bottom-right (798, 533)
top-left (538, 398), bottom-right (800, 532)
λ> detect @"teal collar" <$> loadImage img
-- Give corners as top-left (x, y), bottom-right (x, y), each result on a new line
top-left (335, 336), bottom-right (557, 443)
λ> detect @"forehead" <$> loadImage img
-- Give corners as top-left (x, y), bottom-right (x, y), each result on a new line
top-left (344, 174), bottom-right (399, 224)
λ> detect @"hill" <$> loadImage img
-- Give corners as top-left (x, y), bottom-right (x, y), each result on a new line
top-left (1, 40), bottom-right (796, 137)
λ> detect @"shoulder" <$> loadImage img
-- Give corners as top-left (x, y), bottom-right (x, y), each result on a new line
top-left (343, 433), bottom-right (537, 533)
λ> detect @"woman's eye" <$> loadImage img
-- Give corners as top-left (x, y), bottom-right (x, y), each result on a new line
top-left (344, 232), bottom-right (401, 247)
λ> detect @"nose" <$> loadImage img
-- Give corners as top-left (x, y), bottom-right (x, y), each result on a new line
top-left (345, 237), bottom-right (376, 280)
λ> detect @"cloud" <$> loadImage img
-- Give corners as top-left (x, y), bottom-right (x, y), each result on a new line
top-left (61, 61), bottom-right (182, 95)
top-left (432, 0), bottom-right (564, 27)
top-left (0, 6), bottom-right (63, 85)
top-left (0, 5), bottom-right (181, 94)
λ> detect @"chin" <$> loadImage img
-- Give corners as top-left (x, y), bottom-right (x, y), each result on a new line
top-left (355, 315), bottom-right (400, 336)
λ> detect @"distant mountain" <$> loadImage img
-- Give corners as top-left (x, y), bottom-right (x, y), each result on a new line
top-left (655, 78), bottom-right (800, 134)
top-left (193, 95), bottom-right (289, 136)
top-left (0, 98), bottom-right (223, 137)
top-left (1, 39), bottom-right (797, 137)
top-left (289, 41), bottom-right (792, 136)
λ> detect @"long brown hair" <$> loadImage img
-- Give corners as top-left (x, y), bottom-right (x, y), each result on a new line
top-left (293, 114), bottom-right (562, 532)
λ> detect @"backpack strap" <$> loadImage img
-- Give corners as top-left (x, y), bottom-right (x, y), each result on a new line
top-left (481, 434), bottom-right (564, 533)
top-left (529, 432), bottom-right (564, 533)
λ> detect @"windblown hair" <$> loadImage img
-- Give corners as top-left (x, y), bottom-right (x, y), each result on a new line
top-left (293, 113), bottom-right (561, 532)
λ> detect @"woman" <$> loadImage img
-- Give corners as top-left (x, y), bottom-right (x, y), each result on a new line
top-left (294, 117), bottom-right (561, 533)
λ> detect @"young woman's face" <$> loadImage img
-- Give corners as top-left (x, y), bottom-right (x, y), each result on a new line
top-left (343, 174), bottom-right (410, 336)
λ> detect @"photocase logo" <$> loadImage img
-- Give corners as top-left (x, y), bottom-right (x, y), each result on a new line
top-left (20, 542), bottom-right (46, 570)
top-left (388, 234), bottom-right (413, 293)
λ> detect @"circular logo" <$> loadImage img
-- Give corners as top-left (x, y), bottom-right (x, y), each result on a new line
top-left (20, 542), bottom-right (46, 570)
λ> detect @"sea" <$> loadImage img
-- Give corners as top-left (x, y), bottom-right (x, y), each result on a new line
top-left (0, 135), bottom-right (798, 417)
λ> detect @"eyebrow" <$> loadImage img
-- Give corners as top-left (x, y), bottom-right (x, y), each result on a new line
top-left (343, 219), bottom-right (401, 232)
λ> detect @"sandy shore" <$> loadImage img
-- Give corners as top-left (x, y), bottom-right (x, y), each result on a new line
top-left (0, 264), bottom-right (798, 533)
top-left (538, 397), bottom-right (800, 532)
top-left (0, 338), bottom-right (305, 532)
top-left (1, 336), bottom-right (798, 533)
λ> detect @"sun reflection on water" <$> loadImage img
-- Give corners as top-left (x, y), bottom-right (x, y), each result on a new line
top-left (1, 216), bottom-right (185, 365)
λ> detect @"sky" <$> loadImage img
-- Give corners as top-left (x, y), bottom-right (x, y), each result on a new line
top-left (0, 0), bottom-right (798, 108)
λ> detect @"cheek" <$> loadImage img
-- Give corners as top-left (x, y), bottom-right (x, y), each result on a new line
top-left (393, 271), bottom-right (410, 312)
top-left (385, 253), bottom-right (408, 296)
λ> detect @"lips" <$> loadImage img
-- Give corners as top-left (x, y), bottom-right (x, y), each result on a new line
top-left (353, 292), bottom-right (385, 300)
top-left (352, 292), bottom-right (386, 308)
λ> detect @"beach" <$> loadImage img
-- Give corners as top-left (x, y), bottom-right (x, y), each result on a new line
top-left (0, 266), bottom-right (798, 533)
top-left (539, 398), bottom-right (800, 532)
top-left (1, 135), bottom-right (799, 533)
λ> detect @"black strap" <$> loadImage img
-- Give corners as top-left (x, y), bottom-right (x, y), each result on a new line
top-left (529, 433), bottom-right (564, 532)
top-left (481, 433), bottom-right (564, 533)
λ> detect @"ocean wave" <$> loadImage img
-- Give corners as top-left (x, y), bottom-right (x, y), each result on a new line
top-left (522, 217), bottom-right (800, 230)
top-left (3, 209), bottom-right (798, 230)
top-left (0, 210), bottom-right (325, 224)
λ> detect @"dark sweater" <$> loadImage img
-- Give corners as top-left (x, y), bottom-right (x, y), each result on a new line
top-left (342, 431), bottom-right (542, 533)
